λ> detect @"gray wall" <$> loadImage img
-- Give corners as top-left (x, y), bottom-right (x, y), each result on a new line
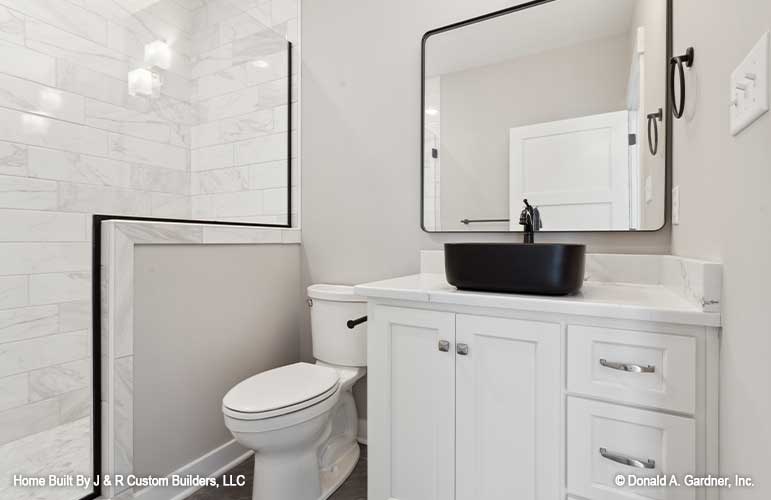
top-left (133, 244), bottom-right (302, 477)
top-left (439, 34), bottom-right (630, 230)
top-left (671, 0), bottom-right (771, 497)
top-left (299, 0), bottom-right (670, 361)
top-left (301, 1), bottom-right (771, 497)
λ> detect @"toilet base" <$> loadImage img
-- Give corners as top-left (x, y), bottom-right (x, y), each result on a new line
top-left (226, 363), bottom-right (365, 500)
top-left (319, 442), bottom-right (360, 500)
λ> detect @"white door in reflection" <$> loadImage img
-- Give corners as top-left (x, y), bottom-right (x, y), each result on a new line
top-left (509, 110), bottom-right (630, 231)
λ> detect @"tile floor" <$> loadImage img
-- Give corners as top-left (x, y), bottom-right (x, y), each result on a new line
top-left (0, 417), bottom-right (91, 500)
top-left (187, 445), bottom-right (367, 500)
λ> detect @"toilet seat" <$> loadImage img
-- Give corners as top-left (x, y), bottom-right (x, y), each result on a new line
top-left (223, 362), bottom-right (340, 421)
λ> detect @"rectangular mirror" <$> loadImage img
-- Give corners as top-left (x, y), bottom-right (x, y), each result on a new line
top-left (421, 0), bottom-right (670, 232)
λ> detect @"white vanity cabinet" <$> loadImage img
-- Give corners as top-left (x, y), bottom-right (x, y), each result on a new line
top-left (358, 266), bottom-right (721, 500)
top-left (368, 305), bottom-right (561, 500)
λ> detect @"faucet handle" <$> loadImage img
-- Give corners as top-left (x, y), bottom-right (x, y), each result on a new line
top-left (519, 209), bottom-right (530, 225)
top-left (519, 199), bottom-right (533, 226)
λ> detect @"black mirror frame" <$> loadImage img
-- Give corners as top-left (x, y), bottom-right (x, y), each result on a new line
top-left (419, 0), bottom-right (673, 234)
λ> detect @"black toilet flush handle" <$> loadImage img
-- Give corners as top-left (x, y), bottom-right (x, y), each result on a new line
top-left (347, 316), bottom-right (368, 329)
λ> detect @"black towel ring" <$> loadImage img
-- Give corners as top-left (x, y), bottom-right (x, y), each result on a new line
top-left (646, 108), bottom-right (663, 156)
top-left (670, 47), bottom-right (694, 119)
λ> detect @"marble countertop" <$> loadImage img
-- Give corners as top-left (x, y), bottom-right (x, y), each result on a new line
top-left (354, 273), bottom-right (721, 327)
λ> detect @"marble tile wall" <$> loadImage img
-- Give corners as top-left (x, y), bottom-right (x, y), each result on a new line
top-left (0, 0), bottom-right (299, 451)
top-left (190, 0), bottom-right (298, 225)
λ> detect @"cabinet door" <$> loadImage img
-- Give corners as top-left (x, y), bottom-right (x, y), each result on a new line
top-left (368, 305), bottom-right (455, 500)
top-left (456, 315), bottom-right (561, 500)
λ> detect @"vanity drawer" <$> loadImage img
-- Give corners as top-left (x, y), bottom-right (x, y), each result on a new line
top-left (567, 325), bottom-right (696, 413)
top-left (567, 397), bottom-right (695, 500)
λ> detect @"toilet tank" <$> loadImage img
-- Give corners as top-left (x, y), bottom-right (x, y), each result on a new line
top-left (307, 284), bottom-right (367, 367)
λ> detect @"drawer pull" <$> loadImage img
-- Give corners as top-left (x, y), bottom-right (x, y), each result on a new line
top-left (599, 358), bottom-right (655, 373)
top-left (599, 447), bottom-right (656, 469)
top-left (438, 340), bottom-right (450, 352)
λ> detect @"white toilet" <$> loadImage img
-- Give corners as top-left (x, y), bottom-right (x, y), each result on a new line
top-left (222, 284), bottom-right (367, 500)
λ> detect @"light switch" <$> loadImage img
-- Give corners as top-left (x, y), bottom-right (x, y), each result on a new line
top-left (672, 186), bottom-right (680, 225)
top-left (730, 31), bottom-right (769, 135)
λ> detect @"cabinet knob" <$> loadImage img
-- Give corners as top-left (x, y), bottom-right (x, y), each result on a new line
top-left (456, 343), bottom-right (469, 355)
top-left (438, 340), bottom-right (450, 352)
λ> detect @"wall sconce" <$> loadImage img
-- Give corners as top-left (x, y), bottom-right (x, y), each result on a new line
top-left (128, 68), bottom-right (161, 97)
top-left (144, 40), bottom-right (171, 70)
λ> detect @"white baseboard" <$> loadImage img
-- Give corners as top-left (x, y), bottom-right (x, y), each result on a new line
top-left (130, 440), bottom-right (252, 500)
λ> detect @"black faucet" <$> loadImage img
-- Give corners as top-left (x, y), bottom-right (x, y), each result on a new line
top-left (519, 199), bottom-right (535, 244)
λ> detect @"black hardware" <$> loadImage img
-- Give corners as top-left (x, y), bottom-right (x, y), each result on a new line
top-left (670, 47), bottom-right (694, 119)
top-left (431, 148), bottom-right (438, 159)
top-left (347, 315), bottom-right (368, 329)
top-left (519, 199), bottom-right (535, 244)
top-left (646, 108), bottom-right (663, 155)
top-left (628, 134), bottom-right (637, 146)
top-left (460, 218), bottom-right (510, 225)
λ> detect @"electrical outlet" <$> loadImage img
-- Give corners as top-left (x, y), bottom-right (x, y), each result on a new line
top-left (730, 31), bottom-right (769, 135)
top-left (672, 186), bottom-right (680, 225)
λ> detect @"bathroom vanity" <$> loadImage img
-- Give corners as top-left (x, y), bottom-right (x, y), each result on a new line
top-left (355, 253), bottom-right (721, 500)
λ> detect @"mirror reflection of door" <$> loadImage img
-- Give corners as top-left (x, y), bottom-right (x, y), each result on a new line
top-left (627, 27), bottom-right (645, 230)
top-left (509, 111), bottom-right (630, 231)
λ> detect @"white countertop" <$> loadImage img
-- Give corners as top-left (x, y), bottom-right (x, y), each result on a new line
top-left (354, 273), bottom-right (721, 327)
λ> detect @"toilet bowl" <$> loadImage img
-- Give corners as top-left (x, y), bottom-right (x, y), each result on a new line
top-left (223, 285), bottom-right (367, 500)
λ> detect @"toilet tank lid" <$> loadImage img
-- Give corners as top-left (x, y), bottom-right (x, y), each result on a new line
top-left (223, 362), bottom-right (339, 414)
top-left (307, 284), bottom-right (365, 302)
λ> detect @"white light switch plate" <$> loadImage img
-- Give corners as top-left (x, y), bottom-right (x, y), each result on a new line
top-left (672, 186), bottom-right (680, 225)
top-left (730, 31), bottom-right (769, 135)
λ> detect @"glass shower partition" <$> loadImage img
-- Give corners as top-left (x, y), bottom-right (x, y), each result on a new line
top-left (0, 1), bottom-right (294, 499)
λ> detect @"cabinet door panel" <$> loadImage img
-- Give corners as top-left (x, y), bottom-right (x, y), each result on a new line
top-left (368, 305), bottom-right (455, 500)
top-left (456, 315), bottom-right (561, 500)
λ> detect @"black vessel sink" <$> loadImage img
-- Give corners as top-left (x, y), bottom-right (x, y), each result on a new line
top-left (444, 243), bottom-right (586, 296)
